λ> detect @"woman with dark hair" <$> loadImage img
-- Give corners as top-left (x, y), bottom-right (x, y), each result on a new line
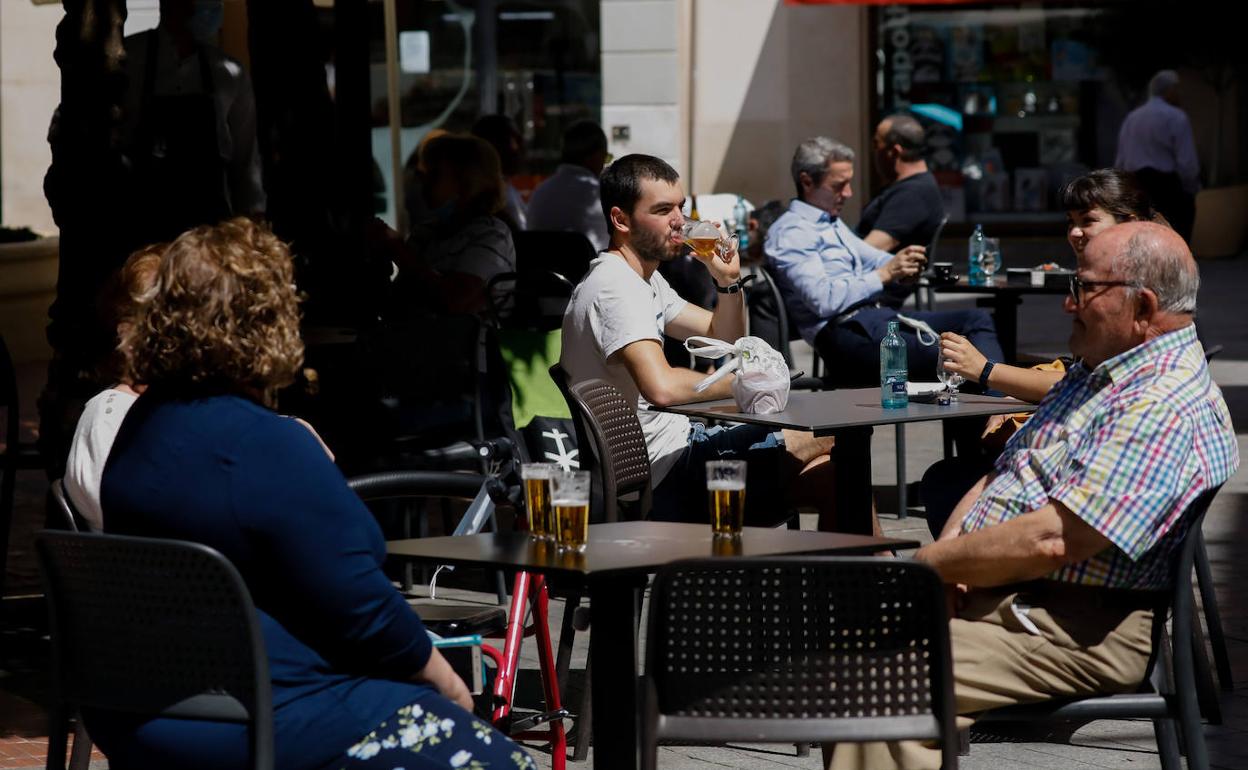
top-left (399, 133), bottom-right (518, 315)
top-left (94, 218), bottom-right (533, 770)
top-left (938, 168), bottom-right (1165, 401)
top-left (922, 170), bottom-right (1169, 538)
top-left (63, 244), bottom-right (164, 531)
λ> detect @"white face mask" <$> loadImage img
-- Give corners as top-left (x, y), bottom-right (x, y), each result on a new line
top-left (187, 0), bottom-right (225, 44)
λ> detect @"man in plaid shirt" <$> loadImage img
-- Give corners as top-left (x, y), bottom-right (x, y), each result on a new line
top-left (831, 221), bottom-right (1238, 770)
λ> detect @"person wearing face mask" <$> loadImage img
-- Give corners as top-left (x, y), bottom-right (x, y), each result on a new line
top-left (118, 0), bottom-right (265, 244)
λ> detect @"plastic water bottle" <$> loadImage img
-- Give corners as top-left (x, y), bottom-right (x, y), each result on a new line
top-left (880, 320), bottom-right (908, 409)
top-left (732, 196), bottom-right (750, 253)
top-left (967, 224), bottom-right (986, 286)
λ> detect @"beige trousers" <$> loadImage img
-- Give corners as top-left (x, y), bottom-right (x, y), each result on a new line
top-left (826, 586), bottom-right (1156, 770)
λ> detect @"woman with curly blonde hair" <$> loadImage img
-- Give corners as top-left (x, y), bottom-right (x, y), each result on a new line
top-left (95, 218), bottom-right (532, 770)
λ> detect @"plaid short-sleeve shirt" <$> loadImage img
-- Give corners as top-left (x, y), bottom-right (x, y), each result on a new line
top-left (960, 325), bottom-right (1238, 589)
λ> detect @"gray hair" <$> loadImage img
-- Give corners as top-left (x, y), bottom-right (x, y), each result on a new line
top-left (1113, 228), bottom-right (1199, 313)
top-left (1149, 69), bottom-right (1180, 98)
top-left (791, 137), bottom-right (854, 199)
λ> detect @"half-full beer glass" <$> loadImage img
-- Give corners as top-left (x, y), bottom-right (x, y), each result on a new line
top-left (706, 460), bottom-right (746, 537)
top-left (552, 470), bottom-right (591, 552)
top-left (681, 220), bottom-right (738, 263)
top-left (520, 463), bottom-right (556, 539)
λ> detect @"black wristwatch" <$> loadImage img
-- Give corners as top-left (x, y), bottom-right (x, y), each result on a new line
top-left (979, 360), bottom-right (997, 387)
top-left (714, 275), bottom-right (753, 295)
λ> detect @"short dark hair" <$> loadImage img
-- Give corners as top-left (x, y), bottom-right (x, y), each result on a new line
top-left (881, 113), bottom-right (926, 162)
top-left (599, 154), bottom-right (680, 228)
top-left (752, 199), bottom-right (786, 243)
top-left (1060, 168), bottom-right (1158, 224)
top-left (470, 114), bottom-right (520, 147)
top-left (561, 120), bottom-right (608, 166)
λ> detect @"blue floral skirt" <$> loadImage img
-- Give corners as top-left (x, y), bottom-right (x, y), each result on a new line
top-left (339, 697), bottom-right (536, 770)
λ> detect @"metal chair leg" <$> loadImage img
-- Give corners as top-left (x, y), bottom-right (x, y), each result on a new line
top-left (69, 717), bottom-right (92, 770)
top-left (1154, 717), bottom-right (1183, 770)
top-left (1190, 602), bottom-right (1222, 725)
top-left (895, 425), bottom-right (907, 519)
top-left (1194, 534), bottom-right (1233, 691)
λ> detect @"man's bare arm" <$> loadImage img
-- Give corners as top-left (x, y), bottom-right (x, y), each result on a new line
top-left (937, 473), bottom-right (992, 541)
top-left (916, 499), bottom-right (1113, 586)
top-left (863, 229), bottom-right (900, 253)
top-left (613, 338), bottom-right (733, 407)
top-left (665, 291), bottom-right (746, 343)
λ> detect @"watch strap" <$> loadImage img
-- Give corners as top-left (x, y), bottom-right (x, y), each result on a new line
top-left (714, 274), bottom-right (754, 295)
top-left (980, 359), bottom-right (997, 387)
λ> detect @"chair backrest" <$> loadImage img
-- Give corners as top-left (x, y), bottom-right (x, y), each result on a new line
top-left (549, 368), bottom-right (651, 523)
top-left (514, 230), bottom-right (598, 285)
top-left (926, 213), bottom-right (950, 258)
top-left (642, 557), bottom-right (956, 770)
top-left (487, 270), bottom-right (575, 333)
top-left (50, 479), bottom-right (83, 532)
top-left (744, 267), bottom-right (794, 368)
top-left (1, 334), bottom-right (16, 445)
top-left (36, 531), bottom-right (273, 770)
top-left (348, 470), bottom-right (489, 504)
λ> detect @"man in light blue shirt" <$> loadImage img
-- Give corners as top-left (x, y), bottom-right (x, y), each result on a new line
top-left (765, 136), bottom-right (1002, 386)
top-left (1116, 70), bottom-right (1200, 241)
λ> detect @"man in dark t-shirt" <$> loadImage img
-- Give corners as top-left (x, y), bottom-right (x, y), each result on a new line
top-left (857, 113), bottom-right (946, 308)
top-left (857, 113), bottom-right (945, 252)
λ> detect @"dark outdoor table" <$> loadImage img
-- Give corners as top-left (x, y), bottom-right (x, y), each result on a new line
top-left (388, 521), bottom-right (917, 770)
top-left (657, 388), bottom-right (1036, 535)
top-left (932, 276), bottom-right (1068, 362)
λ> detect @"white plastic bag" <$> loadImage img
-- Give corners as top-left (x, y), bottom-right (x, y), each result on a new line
top-left (684, 336), bottom-right (791, 414)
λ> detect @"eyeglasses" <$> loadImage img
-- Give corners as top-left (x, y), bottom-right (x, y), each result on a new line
top-left (1068, 274), bottom-right (1138, 306)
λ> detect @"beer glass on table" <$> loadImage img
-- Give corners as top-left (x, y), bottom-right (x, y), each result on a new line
top-left (706, 460), bottom-right (746, 538)
top-left (551, 470), bottom-right (591, 552)
top-left (682, 220), bottom-right (738, 263)
top-left (520, 463), bottom-right (556, 540)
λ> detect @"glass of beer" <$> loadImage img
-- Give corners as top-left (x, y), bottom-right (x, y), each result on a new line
top-left (681, 220), bottom-right (738, 263)
top-left (551, 470), bottom-right (591, 552)
top-left (706, 460), bottom-right (746, 538)
top-left (520, 463), bottom-right (556, 540)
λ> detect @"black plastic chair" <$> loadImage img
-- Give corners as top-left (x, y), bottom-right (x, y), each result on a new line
top-left (487, 270), bottom-right (576, 333)
top-left (36, 531), bottom-right (273, 770)
top-left (514, 231), bottom-right (598, 285)
top-left (2, 334), bottom-right (43, 597)
top-left (914, 214), bottom-right (950, 311)
top-left (547, 370), bottom-right (654, 758)
top-left (642, 557), bottom-right (957, 770)
top-left (49, 479), bottom-right (84, 533)
top-left (976, 485), bottom-right (1223, 770)
top-left (348, 470), bottom-right (506, 631)
top-left (347, 471), bottom-right (569, 766)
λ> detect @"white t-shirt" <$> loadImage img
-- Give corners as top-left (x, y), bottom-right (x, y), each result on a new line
top-left (64, 388), bottom-right (139, 532)
top-left (527, 164), bottom-right (609, 251)
top-left (560, 252), bottom-right (691, 484)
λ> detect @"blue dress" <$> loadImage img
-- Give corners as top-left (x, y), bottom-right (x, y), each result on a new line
top-left (96, 392), bottom-right (531, 770)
